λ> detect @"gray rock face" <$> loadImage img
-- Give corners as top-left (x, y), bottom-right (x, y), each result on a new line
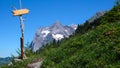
top-left (88, 11), bottom-right (106, 23)
top-left (26, 58), bottom-right (43, 68)
top-left (31, 22), bottom-right (77, 51)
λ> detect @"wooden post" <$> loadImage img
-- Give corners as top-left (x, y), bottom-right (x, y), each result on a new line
top-left (12, 0), bottom-right (29, 60)
top-left (20, 15), bottom-right (24, 59)
top-left (19, 15), bottom-right (24, 59)
top-left (20, 37), bottom-right (24, 59)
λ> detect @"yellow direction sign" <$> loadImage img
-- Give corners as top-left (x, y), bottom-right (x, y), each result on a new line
top-left (12, 9), bottom-right (29, 16)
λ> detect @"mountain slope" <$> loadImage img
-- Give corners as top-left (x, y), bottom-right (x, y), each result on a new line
top-left (40, 4), bottom-right (120, 68)
top-left (2, 4), bottom-right (120, 68)
top-left (88, 11), bottom-right (106, 23)
top-left (41, 22), bottom-right (120, 68)
top-left (31, 22), bottom-right (77, 51)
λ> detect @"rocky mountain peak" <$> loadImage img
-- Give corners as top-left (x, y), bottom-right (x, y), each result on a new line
top-left (53, 21), bottom-right (62, 26)
top-left (50, 21), bottom-right (63, 29)
top-left (88, 11), bottom-right (106, 23)
top-left (31, 22), bottom-right (77, 51)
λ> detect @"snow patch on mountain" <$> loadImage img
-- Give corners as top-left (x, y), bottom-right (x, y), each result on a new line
top-left (52, 34), bottom-right (64, 40)
top-left (41, 30), bottom-right (50, 37)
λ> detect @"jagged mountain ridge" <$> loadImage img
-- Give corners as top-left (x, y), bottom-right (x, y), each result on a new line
top-left (88, 11), bottom-right (106, 23)
top-left (31, 22), bottom-right (77, 51)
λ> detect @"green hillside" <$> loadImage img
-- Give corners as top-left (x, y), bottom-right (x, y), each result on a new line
top-left (40, 4), bottom-right (120, 68)
top-left (1, 3), bottom-right (120, 68)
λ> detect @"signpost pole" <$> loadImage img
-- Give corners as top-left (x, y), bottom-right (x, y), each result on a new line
top-left (19, 0), bottom-right (24, 60)
top-left (12, 0), bottom-right (29, 60)
top-left (20, 15), bottom-right (24, 59)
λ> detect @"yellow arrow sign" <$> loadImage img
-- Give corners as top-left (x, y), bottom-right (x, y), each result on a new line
top-left (12, 9), bottom-right (29, 16)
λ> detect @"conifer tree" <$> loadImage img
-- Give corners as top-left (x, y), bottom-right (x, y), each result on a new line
top-left (115, 0), bottom-right (120, 5)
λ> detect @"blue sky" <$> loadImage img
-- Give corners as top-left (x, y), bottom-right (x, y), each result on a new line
top-left (0, 0), bottom-right (114, 57)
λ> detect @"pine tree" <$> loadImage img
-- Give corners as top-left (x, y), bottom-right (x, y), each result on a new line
top-left (115, 0), bottom-right (120, 5)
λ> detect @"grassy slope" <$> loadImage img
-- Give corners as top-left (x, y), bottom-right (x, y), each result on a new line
top-left (40, 4), bottom-right (120, 68)
top-left (1, 4), bottom-right (120, 68)
top-left (41, 22), bottom-right (120, 68)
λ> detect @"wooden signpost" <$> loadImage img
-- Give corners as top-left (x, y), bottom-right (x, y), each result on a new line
top-left (12, 9), bottom-right (29, 16)
top-left (12, 0), bottom-right (29, 59)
